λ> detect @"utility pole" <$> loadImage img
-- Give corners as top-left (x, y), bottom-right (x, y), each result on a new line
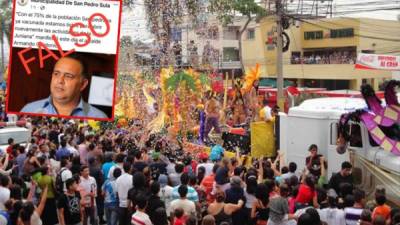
top-left (276, 0), bottom-right (284, 111)
top-left (0, 15), bottom-right (5, 77)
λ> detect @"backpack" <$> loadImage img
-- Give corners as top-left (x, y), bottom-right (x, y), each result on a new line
top-left (55, 168), bottom-right (67, 196)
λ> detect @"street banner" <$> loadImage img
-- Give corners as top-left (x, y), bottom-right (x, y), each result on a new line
top-left (6, 0), bottom-right (122, 121)
top-left (355, 53), bottom-right (400, 71)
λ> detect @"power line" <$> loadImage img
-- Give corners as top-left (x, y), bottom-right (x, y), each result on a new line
top-left (285, 14), bottom-right (400, 42)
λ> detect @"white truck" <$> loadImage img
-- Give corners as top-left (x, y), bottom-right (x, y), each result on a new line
top-left (279, 97), bottom-right (400, 206)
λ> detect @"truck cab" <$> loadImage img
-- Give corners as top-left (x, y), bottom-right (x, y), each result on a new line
top-left (279, 97), bottom-right (400, 205)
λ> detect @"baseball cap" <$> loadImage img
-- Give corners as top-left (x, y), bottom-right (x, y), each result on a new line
top-left (158, 174), bottom-right (168, 187)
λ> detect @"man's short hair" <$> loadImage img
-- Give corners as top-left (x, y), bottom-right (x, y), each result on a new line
top-left (7, 138), bottom-right (14, 145)
top-left (80, 165), bottom-right (89, 173)
top-left (375, 194), bottom-right (386, 206)
top-left (289, 162), bottom-right (297, 173)
top-left (180, 173), bottom-right (189, 185)
top-left (62, 53), bottom-right (89, 79)
top-left (115, 153), bottom-right (125, 163)
top-left (178, 185), bottom-right (188, 198)
top-left (150, 181), bottom-right (160, 195)
top-left (341, 161), bottom-right (352, 170)
top-left (134, 151), bottom-right (142, 160)
top-left (135, 194), bottom-right (148, 210)
top-left (308, 144), bottom-right (318, 151)
top-left (281, 166), bottom-right (289, 174)
top-left (174, 208), bottom-right (184, 218)
top-left (123, 162), bottom-right (131, 173)
top-left (113, 168), bottom-right (122, 179)
top-left (353, 189), bottom-right (365, 203)
top-left (65, 178), bottom-right (76, 189)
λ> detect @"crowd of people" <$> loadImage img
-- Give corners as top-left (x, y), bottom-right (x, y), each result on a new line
top-left (291, 51), bottom-right (357, 65)
top-left (0, 116), bottom-right (397, 225)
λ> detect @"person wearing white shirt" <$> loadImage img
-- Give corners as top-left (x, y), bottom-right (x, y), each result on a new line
top-left (158, 175), bottom-right (174, 216)
top-left (344, 189), bottom-right (365, 225)
top-left (0, 174), bottom-right (10, 210)
top-left (78, 166), bottom-right (98, 225)
top-left (170, 185), bottom-right (196, 218)
top-left (60, 158), bottom-right (73, 192)
top-left (318, 192), bottom-right (346, 225)
top-left (196, 152), bottom-right (214, 176)
top-left (259, 99), bottom-right (273, 122)
top-left (116, 162), bottom-right (133, 225)
top-left (66, 139), bottom-right (79, 157)
top-left (280, 162), bottom-right (299, 182)
top-left (131, 194), bottom-right (153, 225)
top-left (107, 155), bottom-right (125, 180)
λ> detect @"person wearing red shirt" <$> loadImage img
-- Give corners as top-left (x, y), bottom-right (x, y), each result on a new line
top-left (173, 208), bottom-right (187, 225)
top-left (201, 164), bottom-right (219, 204)
top-left (372, 194), bottom-right (391, 221)
top-left (5, 138), bottom-right (14, 161)
top-left (295, 174), bottom-right (319, 210)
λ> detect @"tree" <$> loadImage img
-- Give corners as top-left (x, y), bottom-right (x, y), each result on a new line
top-left (120, 36), bottom-right (134, 48)
top-left (143, 0), bottom-right (203, 67)
top-left (0, 0), bottom-right (12, 44)
top-left (208, 0), bottom-right (267, 73)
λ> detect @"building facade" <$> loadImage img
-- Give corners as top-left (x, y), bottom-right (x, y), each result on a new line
top-left (177, 16), bottom-right (248, 75)
top-left (242, 16), bottom-right (400, 90)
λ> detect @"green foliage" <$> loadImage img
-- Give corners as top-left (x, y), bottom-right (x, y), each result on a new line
top-left (199, 73), bottom-right (210, 85)
top-left (144, 0), bottom-right (203, 36)
top-left (122, 0), bottom-right (136, 8)
top-left (208, 0), bottom-right (267, 26)
top-left (0, 0), bottom-right (12, 43)
top-left (120, 36), bottom-right (133, 48)
top-left (166, 71), bottom-right (196, 91)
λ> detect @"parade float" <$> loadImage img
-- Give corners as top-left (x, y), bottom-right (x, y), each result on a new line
top-left (113, 67), bottom-right (212, 140)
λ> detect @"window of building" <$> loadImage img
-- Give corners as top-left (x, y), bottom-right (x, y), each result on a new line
top-left (223, 47), bottom-right (240, 61)
top-left (330, 28), bottom-right (354, 38)
top-left (291, 51), bottom-right (301, 64)
top-left (208, 26), bottom-right (219, 40)
top-left (247, 29), bottom-right (255, 40)
top-left (304, 31), bottom-right (323, 40)
top-left (361, 50), bottom-right (375, 54)
top-left (171, 28), bottom-right (182, 42)
top-left (223, 27), bottom-right (240, 40)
